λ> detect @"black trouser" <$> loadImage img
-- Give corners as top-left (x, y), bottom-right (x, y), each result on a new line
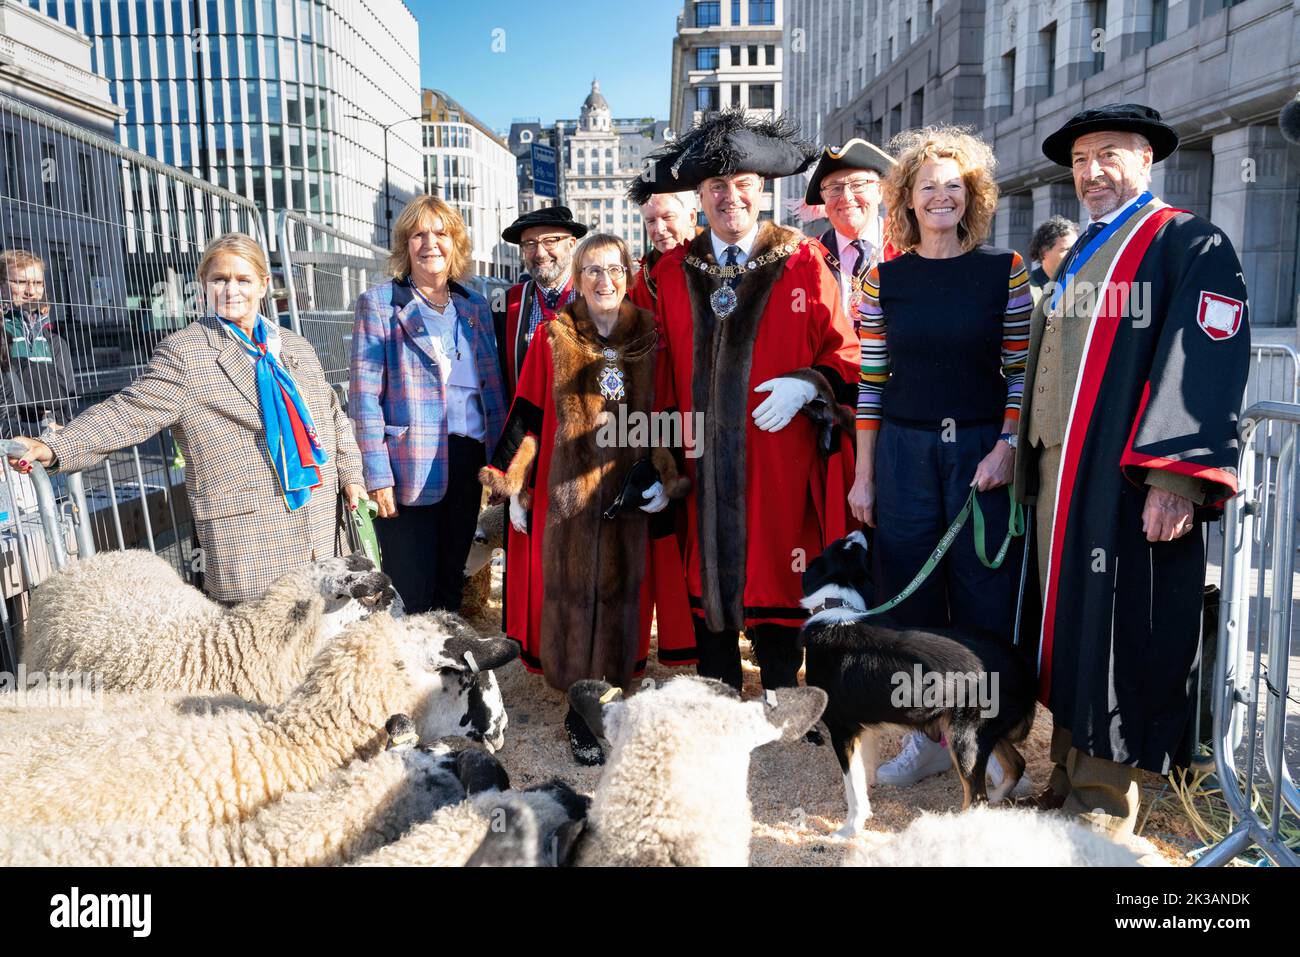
top-left (693, 617), bottom-right (803, 691)
top-left (375, 435), bottom-right (485, 615)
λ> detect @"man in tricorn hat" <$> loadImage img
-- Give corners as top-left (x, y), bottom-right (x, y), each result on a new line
top-left (632, 107), bottom-right (859, 692)
top-left (1015, 103), bottom-right (1250, 834)
top-left (803, 138), bottom-right (900, 320)
top-left (494, 206), bottom-right (588, 399)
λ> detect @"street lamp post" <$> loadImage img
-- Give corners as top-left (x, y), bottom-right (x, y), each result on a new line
top-left (348, 112), bottom-right (423, 246)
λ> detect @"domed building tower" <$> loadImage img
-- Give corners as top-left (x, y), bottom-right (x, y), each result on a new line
top-left (581, 80), bottom-right (612, 133)
top-left (556, 79), bottom-right (668, 259)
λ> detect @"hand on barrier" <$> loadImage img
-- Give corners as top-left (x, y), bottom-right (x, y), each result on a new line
top-left (752, 377), bottom-right (817, 433)
top-left (509, 493), bottom-right (528, 534)
top-left (4, 436), bottom-right (53, 474)
top-left (372, 486), bottom-right (398, 518)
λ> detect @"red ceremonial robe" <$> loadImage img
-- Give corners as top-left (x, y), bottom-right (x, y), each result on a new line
top-left (654, 221), bottom-right (859, 632)
top-left (481, 299), bottom-right (696, 689)
top-left (1014, 201), bottom-right (1251, 772)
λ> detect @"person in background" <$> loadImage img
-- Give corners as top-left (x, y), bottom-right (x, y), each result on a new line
top-left (0, 250), bottom-right (77, 436)
top-left (6, 233), bottom-right (366, 604)
top-left (629, 191), bottom-right (698, 310)
top-left (480, 233), bottom-right (692, 765)
top-left (849, 126), bottom-right (1031, 790)
top-left (493, 207), bottom-right (587, 400)
top-left (350, 195), bottom-right (507, 615)
top-left (804, 139), bottom-right (900, 324)
top-left (1026, 215), bottom-right (1079, 305)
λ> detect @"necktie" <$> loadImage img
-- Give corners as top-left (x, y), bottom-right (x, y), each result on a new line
top-left (848, 239), bottom-right (866, 277)
top-left (1058, 221), bottom-right (1104, 278)
top-left (724, 245), bottom-right (742, 288)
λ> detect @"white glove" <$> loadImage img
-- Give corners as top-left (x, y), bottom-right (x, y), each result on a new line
top-left (639, 481), bottom-right (668, 514)
top-left (752, 377), bottom-right (817, 432)
top-left (509, 493), bottom-right (528, 534)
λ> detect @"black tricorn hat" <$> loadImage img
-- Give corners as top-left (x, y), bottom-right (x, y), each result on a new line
top-left (628, 107), bottom-right (817, 205)
top-left (502, 205), bottom-right (589, 245)
top-left (1042, 103), bottom-right (1179, 167)
top-left (803, 138), bottom-right (897, 205)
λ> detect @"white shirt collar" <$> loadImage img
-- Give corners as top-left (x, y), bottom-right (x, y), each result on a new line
top-left (1091, 191), bottom-right (1144, 227)
top-left (711, 221), bottom-right (761, 266)
top-left (834, 222), bottom-right (880, 260)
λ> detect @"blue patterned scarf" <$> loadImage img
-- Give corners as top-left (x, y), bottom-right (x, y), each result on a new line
top-left (222, 316), bottom-right (327, 511)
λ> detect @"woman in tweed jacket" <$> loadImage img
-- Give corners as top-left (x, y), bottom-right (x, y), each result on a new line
top-left (6, 233), bottom-right (366, 604)
top-left (349, 196), bottom-right (507, 614)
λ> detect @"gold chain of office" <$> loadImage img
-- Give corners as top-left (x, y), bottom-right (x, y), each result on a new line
top-left (685, 243), bottom-right (798, 279)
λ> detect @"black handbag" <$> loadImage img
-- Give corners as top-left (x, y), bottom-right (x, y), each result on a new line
top-left (602, 457), bottom-right (660, 520)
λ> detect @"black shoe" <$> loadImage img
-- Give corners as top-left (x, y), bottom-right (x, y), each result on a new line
top-left (565, 707), bottom-right (605, 766)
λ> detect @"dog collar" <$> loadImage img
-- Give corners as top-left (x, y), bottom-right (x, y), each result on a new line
top-left (808, 596), bottom-right (851, 617)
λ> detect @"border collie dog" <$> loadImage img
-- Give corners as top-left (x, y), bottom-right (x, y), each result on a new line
top-left (801, 531), bottom-right (1037, 838)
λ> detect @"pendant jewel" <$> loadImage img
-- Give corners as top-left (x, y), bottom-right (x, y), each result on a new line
top-left (598, 364), bottom-right (625, 401)
top-left (710, 284), bottom-right (738, 320)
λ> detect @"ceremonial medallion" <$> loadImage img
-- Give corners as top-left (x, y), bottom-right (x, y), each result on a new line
top-left (598, 363), bottom-right (625, 401)
top-left (710, 284), bottom-right (738, 320)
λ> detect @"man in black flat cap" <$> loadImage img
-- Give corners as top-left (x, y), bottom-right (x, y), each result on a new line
top-left (1014, 103), bottom-right (1250, 835)
top-left (804, 138), bottom-right (899, 321)
top-left (632, 107), bottom-right (859, 693)
top-left (494, 206), bottom-right (588, 400)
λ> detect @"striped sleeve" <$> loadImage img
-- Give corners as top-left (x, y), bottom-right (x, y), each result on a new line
top-left (856, 265), bottom-right (887, 430)
top-left (1002, 251), bottom-right (1032, 420)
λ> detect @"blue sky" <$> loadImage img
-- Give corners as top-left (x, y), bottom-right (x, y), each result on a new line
top-left (407, 0), bottom-right (684, 134)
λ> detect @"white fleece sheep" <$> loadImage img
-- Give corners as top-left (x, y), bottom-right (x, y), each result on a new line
top-left (22, 550), bottom-right (396, 705)
top-left (564, 676), bottom-right (827, 867)
top-left (0, 723), bottom-right (477, 866)
top-left (843, 806), bottom-right (1159, 867)
top-left (0, 612), bottom-right (517, 829)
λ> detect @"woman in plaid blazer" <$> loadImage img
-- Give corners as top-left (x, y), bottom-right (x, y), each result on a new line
top-left (349, 196), bottom-right (507, 614)
top-left (6, 234), bottom-right (367, 605)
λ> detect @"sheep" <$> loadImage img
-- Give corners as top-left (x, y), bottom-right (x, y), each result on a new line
top-left (561, 676), bottom-right (828, 867)
top-left (842, 806), bottom-right (1157, 867)
top-left (0, 716), bottom-right (508, 867)
top-left (0, 612), bottom-right (517, 830)
top-left (22, 549), bottom-right (397, 705)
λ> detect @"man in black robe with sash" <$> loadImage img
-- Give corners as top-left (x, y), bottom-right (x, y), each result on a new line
top-left (1014, 104), bottom-right (1250, 836)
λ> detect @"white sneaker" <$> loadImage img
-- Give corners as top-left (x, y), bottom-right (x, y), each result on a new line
top-left (875, 732), bottom-right (952, 787)
top-left (988, 754), bottom-right (1035, 800)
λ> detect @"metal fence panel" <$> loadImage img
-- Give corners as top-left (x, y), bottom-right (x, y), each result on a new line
top-left (1201, 401), bottom-right (1300, 867)
top-left (0, 91), bottom-right (268, 653)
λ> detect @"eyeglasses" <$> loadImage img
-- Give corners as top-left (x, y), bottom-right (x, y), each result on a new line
top-left (821, 178), bottom-right (881, 200)
top-left (582, 265), bottom-right (626, 281)
top-left (520, 236), bottom-right (572, 253)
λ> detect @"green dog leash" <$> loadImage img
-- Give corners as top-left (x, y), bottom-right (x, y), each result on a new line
top-left (860, 485), bottom-right (1025, 618)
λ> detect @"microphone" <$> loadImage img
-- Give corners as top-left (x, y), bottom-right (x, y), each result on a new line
top-left (1281, 91), bottom-right (1300, 146)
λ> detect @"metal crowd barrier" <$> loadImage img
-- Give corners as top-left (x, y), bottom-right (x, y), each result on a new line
top-left (1200, 400), bottom-right (1300, 867)
top-left (276, 210), bottom-right (389, 399)
top-left (0, 89), bottom-right (268, 656)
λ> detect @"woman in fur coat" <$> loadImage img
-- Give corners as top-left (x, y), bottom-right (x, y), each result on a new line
top-left (479, 233), bottom-right (693, 765)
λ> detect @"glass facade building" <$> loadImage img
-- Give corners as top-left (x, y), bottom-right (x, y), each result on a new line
top-left (28, 0), bottom-right (422, 245)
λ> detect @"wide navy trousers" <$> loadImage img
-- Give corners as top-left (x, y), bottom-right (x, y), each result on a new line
top-left (872, 419), bottom-right (1023, 642)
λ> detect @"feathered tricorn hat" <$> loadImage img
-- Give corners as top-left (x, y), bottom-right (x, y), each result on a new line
top-left (628, 108), bottom-right (817, 205)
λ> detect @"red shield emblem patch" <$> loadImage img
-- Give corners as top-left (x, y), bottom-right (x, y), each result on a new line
top-left (1197, 291), bottom-right (1244, 341)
